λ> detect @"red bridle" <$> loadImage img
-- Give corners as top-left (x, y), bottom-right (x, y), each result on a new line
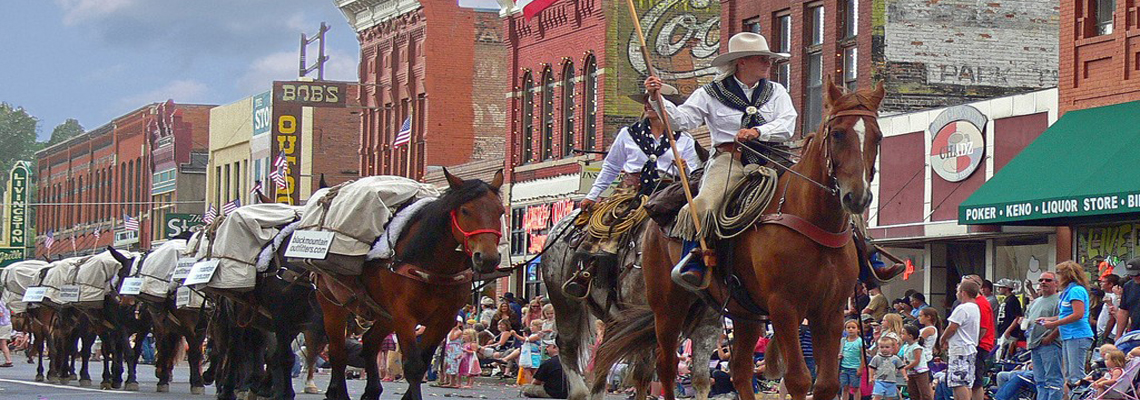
top-left (449, 210), bottom-right (503, 256)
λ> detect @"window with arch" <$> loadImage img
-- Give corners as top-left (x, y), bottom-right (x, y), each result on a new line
top-left (540, 67), bottom-right (555, 160)
top-left (560, 61), bottom-right (575, 157)
top-left (582, 55), bottom-right (598, 150)
top-left (521, 73), bottom-right (535, 164)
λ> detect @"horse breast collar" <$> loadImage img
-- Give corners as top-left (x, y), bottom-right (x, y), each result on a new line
top-left (390, 263), bottom-right (474, 286)
top-left (760, 214), bottom-right (851, 248)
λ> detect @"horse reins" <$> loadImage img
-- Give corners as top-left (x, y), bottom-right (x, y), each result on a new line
top-left (448, 210), bottom-right (503, 257)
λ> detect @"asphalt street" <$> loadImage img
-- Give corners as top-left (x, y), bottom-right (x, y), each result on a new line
top-left (0, 356), bottom-right (630, 399)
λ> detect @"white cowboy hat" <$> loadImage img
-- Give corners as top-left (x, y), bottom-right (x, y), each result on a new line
top-left (628, 83), bottom-right (686, 105)
top-left (710, 32), bottom-right (790, 67)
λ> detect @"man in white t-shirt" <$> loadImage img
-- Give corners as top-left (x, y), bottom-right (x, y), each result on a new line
top-left (941, 281), bottom-right (982, 400)
top-left (1097, 274), bottom-right (1120, 343)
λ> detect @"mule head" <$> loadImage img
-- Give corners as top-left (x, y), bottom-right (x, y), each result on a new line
top-left (106, 246), bottom-right (136, 281)
top-left (444, 168), bottom-right (506, 274)
top-left (822, 76), bottom-right (884, 214)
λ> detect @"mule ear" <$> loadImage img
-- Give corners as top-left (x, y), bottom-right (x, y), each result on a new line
top-left (490, 169), bottom-right (504, 191)
top-left (824, 75), bottom-right (845, 108)
top-left (869, 80), bottom-right (886, 109)
top-left (319, 173), bottom-right (329, 189)
top-left (443, 167), bottom-right (464, 189)
top-left (106, 246), bottom-right (130, 266)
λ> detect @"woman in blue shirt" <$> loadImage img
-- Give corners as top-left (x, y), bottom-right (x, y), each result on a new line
top-left (1037, 261), bottom-right (1094, 389)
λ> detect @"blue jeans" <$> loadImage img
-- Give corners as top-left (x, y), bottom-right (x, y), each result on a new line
top-left (1032, 344), bottom-right (1063, 400)
top-left (993, 370), bottom-right (1033, 400)
top-left (1061, 337), bottom-right (1092, 386)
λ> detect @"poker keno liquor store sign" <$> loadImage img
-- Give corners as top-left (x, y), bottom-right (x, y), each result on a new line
top-left (961, 191), bottom-right (1140, 225)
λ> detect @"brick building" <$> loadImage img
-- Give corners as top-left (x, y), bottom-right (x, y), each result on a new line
top-left (336, 0), bottom-right (506, 180)
top-left (501, 0), bottom-right (721, 297)
top-left (35, 102), bottom-right (213, 258)
top-left (723, 0), bottom-right (1060, 135)
top-left (952, 0), bottom-right (1140, 284)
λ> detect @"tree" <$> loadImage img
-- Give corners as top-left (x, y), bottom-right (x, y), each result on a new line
top-left (47, 118), bottom-right (84, 147)
top-left (0, 103), bottom-right (40, 189)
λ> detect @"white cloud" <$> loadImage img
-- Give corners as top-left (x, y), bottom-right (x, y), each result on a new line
top-left (56, 0), bottom-right (137, 25)
top-left (239, 49), bottom-right (359, 93)
top-left (120, 79), bottom-right (209, 107)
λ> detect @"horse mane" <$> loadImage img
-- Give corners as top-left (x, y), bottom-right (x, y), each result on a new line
top-left (396, 178), bottom-right (500, 263)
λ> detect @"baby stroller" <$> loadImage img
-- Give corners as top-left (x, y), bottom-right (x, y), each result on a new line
top-left (1073, 358), bottom-right (1140, 400)
top-left (1116, 331), bottom-right (1140, 355)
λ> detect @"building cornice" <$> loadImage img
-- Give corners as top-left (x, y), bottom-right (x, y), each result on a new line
top-left (335, 0), bottom-right (422, 32)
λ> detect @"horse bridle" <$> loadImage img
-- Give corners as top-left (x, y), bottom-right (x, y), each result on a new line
top-left (822, 108), bottom-right (880, 193)
top-left (449, 210), bottom-right (503, 257)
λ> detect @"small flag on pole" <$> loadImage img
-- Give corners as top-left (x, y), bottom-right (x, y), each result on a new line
top-left (393, 117), bottom-right (412, 147)
top-left (124, 214), bottom-right (140, 231)
top-left (273, 153), bottom-right (289, 175)
top-left (204, 205), bottom-right (218, 224)
top-left (70, 235), bottom-right (77, 251)
top-left (44, 230), bottom-right (55, 250)
top-left (222, 198), bottom-right (242, 215)
top-left (250, 180), bottom-right (263, 196)
top-left (270, 168), bottom-right (287, 189)
top-left (93, 229), bottom-right (101, 241)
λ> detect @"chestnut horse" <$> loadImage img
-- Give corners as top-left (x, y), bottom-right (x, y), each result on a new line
top-left (316, 169), bottom-right (505, 400)
top-left (594, 78), bottom-right (884, 400)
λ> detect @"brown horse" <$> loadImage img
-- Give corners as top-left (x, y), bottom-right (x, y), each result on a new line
top-left (316, 169), bottom-right (505, 400)
top-left (594, 78), bottom-right (884, 400)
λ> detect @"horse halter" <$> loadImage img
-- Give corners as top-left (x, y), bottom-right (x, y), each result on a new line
top-left (449, 210), bottom-right (503, 257)
top-left (820, 107), bottom-right (880, 192)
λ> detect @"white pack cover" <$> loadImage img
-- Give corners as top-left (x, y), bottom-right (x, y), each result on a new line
top-left (199, 203), bottom-right (303, 291)
top-left (72, 250), bottom-right (136, 306)
top-left (137, 239), bottom-right (188, 299)
top-left (42, 257), bottom-right (89, 306)
top-left (1, 260), bottom-right (51, 313)
top-left (296, 176), bottom-right (440, 259)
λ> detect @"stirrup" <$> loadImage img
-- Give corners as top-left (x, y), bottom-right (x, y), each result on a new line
top-left (670, 251), bottom-right (711, 291)
top-left (561, 271), bottom-right (592, 300)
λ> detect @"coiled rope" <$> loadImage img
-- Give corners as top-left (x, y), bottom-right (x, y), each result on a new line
top-left (584, 191), bottom-right (649, 240)
top-left (715, 167), bottom-right (779, 238)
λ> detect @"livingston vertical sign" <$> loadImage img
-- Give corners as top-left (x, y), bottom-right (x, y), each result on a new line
top-left (1, 160), bottom-right (31, 267)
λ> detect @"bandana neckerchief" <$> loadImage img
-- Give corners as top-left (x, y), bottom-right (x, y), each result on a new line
top-left (628, 119), bottom-right (675, 195)
top-left (703, 77), bottom-right (776, 130)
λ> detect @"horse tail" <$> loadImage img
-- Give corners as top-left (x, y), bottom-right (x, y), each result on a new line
top-left (590, 305), bottom-right (658, 394)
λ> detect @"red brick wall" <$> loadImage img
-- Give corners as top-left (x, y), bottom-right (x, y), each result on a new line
top-left (993, 112), bottom-right (1048, 173)
top-left (1059, 0), bottom-right (1140, 113)
top-left (873, 131), bottom-right (925, 238)
top-left (312, 85), bottom-right (362, 190)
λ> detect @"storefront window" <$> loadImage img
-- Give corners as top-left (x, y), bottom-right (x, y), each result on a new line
top-left (510, 207), bottom-right (527, 256)
top-left (1077, 222), bottom-right (1138, 270)
top-left (994, 236), bottom-right (1054, 295)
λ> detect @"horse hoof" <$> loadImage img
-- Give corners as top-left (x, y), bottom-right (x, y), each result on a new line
top-left (305, 384), bottom-right (321, 394)
top-left (126, 382), bottom-right (140, 391)
top-left (59, 377), bottom-right (72, 385)
top-left (46, 377), bottom-right (60, 384)
top-left (79, 379), bottom-right (92, 387)
top-left (101, 382), bottom-right (112, 390)
top-left (157, 384), bottom-right (170, 393)
top-left (112, 381), bottom-right (123, 389)
top-left (236, 390), bottom-right (248, 400)
top-left (191, 386), bottom-right (205, 395)
top-left (35, 375), bottom-right (44, 382)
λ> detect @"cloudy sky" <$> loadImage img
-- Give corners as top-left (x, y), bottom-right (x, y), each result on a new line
top-left (1, 0), bottom-right (501, 141)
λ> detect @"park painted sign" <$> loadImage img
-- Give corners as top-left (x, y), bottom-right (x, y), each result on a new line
top-left (960, 191), bottom-right (1140, 225)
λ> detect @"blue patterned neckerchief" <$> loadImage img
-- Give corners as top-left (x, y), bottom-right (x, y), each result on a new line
top-left (628, 119), bottom-right (676, 195)
top-left (703, 77), bottom-right (776, 129)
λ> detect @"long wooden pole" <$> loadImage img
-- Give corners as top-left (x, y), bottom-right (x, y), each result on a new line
top-left (623, 0), bottom-right (715, 269)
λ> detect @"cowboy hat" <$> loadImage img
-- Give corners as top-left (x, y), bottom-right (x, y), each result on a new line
top-left (628, 83), bottom-right (686, 105)
top-left (710, 32), bottom-right (791, 67)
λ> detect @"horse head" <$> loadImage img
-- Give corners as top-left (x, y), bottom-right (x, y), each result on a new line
top-left (440, 168), bottom-right (505, 274)
top-left (105, 246), bottom-right (139, 303)
top-left (819, 76), bottom-right (885, 214)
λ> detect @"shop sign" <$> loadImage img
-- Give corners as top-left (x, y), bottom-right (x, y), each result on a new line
top-left (929, 105), bottom-right (987, 183)
top-left (164, 213), bottom-right (203, 239)
top-left (578, 160), bottom-right (618, 197)
top-left (961, 191), bottom-right (1140, 225)
top-left (551, 200), bottom-right (576, 225)
top-left (524, 204), bottom-right (551, 232)
top-left (1077, 223), bottom-right (1137, 268)
top-left (528, 233), bottom-right (548, 254)
top-left (273, 81), bottom-right (346, 108)
top-left (0, 247), bottom-right (23, 268)
top-left (271, 81), bottom-right (304, 205)
top-left (252, 91), bottom-right (272, 136)
top-left (3, 161), bottom-right (31, 248)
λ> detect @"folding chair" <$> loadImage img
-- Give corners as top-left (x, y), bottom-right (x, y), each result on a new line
top-left (1085, 358), bottom-right (1140, 400)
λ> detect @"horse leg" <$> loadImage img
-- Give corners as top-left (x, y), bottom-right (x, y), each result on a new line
top-left (303, 328), bottom-right (324, 394)
top-left (653, 306), bottom-right (686, 400)
top-left (100, 331), bottom-right (114, 389)
top-left (35, 329), bottom-right (46, 381)
top-left (549, 293), bottom-right (592, 400)
top-left (360, 326), bottom-right (389, 400)
top-left (125, 330), bottom-right (144, 391)
top-left (731, 320), bottom-right (763, 400)
top-left (112, 331), bottom-right (126, 389)
top-left (688, 311), bottom-right (722, 400)
top-left (156, 331), bottom-right (178, 392)
top-left (399, 322), bottom-right (445, 400)
top-left (271, 328), bottom-right (299, 400)
top-left (316, 292), bottom-right (351, 400)
top-left (770, 302), bottom-right (811, 400)
top-left (189, 329), bottom-right (208, 395)
top-left (808, 308), bottom-right (845, 400)
top-left (630, 349), bottom-right (657, 400)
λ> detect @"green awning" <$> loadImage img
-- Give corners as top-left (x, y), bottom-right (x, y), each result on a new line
top-left (959, 100), bottom-right (1140, 226)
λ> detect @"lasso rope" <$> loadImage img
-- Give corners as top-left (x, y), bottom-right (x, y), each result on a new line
top-left (584, 191), bottom-right (649, 240)
top-left (715, 167), bottom-right (779, 238)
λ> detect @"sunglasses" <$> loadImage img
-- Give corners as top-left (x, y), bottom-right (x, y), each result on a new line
top-left (1038, 278), bottom-right (1054, 282)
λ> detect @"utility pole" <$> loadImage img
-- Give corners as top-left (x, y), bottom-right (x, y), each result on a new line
top-left (300, 22), bottom-right (330, 80)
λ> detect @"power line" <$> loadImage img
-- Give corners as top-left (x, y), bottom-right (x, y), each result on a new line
top-left (0, 200), bottom-right (207, 207)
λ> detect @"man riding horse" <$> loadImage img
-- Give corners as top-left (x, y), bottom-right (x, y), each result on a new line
top-left (561, 84), bottom-right (702, 299)
top-left (645, 32), bottom-right (903, 289)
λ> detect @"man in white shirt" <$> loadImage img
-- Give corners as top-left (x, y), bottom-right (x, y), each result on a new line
top-left (644, 32), bottom-right (796, 289)
top-left (942, 281), bottom-right (982, 400)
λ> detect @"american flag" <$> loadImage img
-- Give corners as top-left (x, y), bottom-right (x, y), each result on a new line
top-left (124, 214), bottom-right (140, 231)
top-left (273, 153), bottom-right (289, 175)
top-left (222, 198), bottom-right (241, 215)
top-left (270, 168), bottom-right (287, 189)
top-left (44, 230), bottom-right (54, 250)
top-left (204, 205), bottom-right (218, 224)
top-left (250, 180), bottom-right (263, 196)
top-left (93, 229), bottom-right (101, 241)
top-left (393, 116), bottom-right (412, 147)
